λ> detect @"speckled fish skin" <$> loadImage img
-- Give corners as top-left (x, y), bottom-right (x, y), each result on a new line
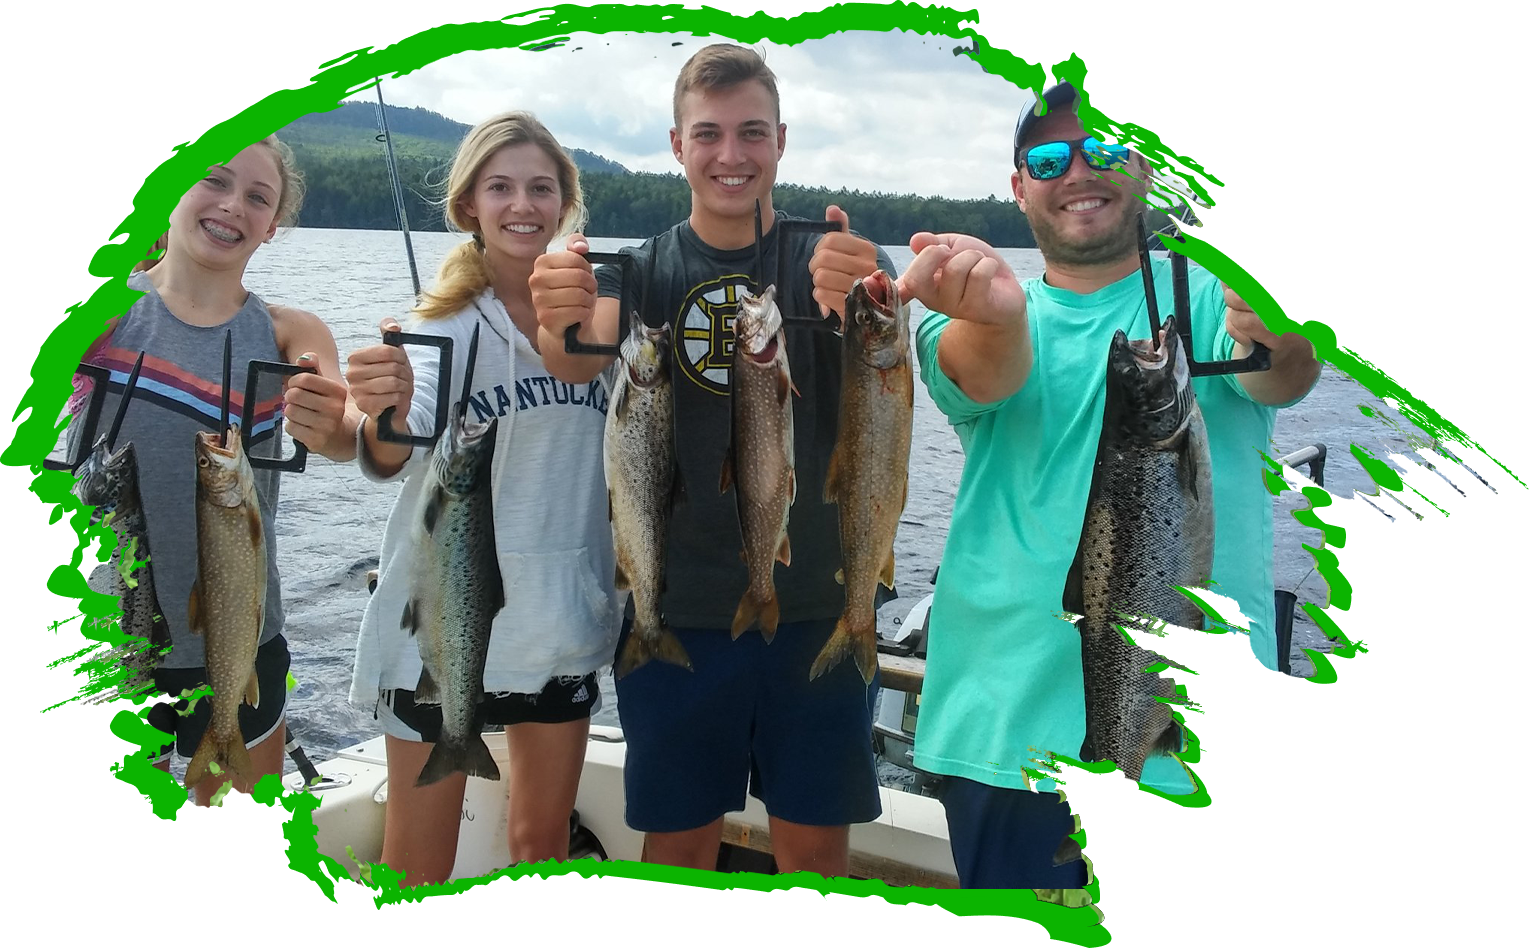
top-left (812, 271), bottom-right (912, 683)
top-left (184, 426), bottom-right (266, 789)
top-left (721, 286), bottom-right (796, 642)
top-left (405, 405), bottom-right (503, 787)
top-left (606, 320), bottom-right (691, 678)
top-left (74, 436), bottom-right (172, 702)
top-left (1067, 320), bottom-right (1212, 782)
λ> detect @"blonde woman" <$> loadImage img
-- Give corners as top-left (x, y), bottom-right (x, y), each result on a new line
top-left (347, 111), bottom-right (619, 885)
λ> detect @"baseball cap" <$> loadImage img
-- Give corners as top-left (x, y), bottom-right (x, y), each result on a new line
top-left (1013, 82), bottom-right (1080, 169)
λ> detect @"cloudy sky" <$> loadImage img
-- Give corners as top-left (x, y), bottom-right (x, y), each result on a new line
top-left (343, 30), bottom-right (1028, 201)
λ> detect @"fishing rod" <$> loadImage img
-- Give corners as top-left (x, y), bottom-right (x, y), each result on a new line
top-left (375, 81), bottom-right (422, 299)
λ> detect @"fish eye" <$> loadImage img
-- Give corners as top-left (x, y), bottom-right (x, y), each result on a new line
top-left (197, 456), bottom-right (209, 468)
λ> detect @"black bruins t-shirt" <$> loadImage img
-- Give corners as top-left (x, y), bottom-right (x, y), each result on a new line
top-left (595, 211), bottom-right (897, 630)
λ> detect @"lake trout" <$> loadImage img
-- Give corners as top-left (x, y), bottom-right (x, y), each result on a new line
top-left (607, 320), bottom-right (691, 678)
top-left (404, 403), bottom-right (503, 787)
top-left (811, 271), bottom-right (912, 683)
top-left (74, 436), bottom-right (171, 702)
top-left (1065, 319), bottom-right (1212, 782)
top-left (721, 285), bottom-right (796, 642)
top-left (185, 426), bottom-right (267, 789)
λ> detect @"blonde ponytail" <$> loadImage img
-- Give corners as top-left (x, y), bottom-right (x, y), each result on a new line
top-left (415, 239), bottom-right (493, 321)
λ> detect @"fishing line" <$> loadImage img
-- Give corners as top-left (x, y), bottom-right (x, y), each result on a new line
top-left (375, 81), bottom-right (422, 299)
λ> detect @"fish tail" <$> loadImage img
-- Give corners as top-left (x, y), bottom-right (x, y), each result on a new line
top-left (615, 621), bottom-right (693, 679)
top-left (416, 734), bottom-right (501, 788)
top-left (809, 617), bottom-right (876, 684)
top-left (184, 727), bottom-right (254, 790)
top-left (760, 594), bottom-right (779, 643)
top-left (731, 591), bottom-right (760, 640)
top-left (1152, 719), bottom-right (1185, 758)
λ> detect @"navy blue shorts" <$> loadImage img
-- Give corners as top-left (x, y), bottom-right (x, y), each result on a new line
top-left (614, 616), bottom-right (883, 833)
top-left (939, 775), bottom-right (1089, 889)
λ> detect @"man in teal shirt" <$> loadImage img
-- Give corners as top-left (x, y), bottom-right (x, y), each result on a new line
top-left (897, 83), bottom-right (1320, 888)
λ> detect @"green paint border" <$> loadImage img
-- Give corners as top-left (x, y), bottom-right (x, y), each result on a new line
top-left (26, 1), bottom-right (1529, 941)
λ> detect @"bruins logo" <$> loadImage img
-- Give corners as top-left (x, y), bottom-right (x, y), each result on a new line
top-left (676, 272), bottom-right (756, 396)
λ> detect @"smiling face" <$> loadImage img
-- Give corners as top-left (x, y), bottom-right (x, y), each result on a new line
top-left (670, 79), bottom-right (786, 236)
top-left (167, 144), bottom-right (283, 272)
top-left (1011, 108), bottom-right (1149, 270)
top-left (460, 142), bottom-right (566, 265)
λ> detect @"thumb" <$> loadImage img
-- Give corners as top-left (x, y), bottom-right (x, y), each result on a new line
top-left (297, 352), bottom-right (317, 364)
top-left (567, 232), bottom-right (590, 254)
top-left (908, 230), bottom-right (941, 254)
top-left (379, 317), bottom-right (401, 334)
top-left (825, 204), bottom-right (849, 232)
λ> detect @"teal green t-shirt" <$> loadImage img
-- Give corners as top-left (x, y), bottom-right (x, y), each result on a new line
top-left (912, 258), bottom-right (1290, 795)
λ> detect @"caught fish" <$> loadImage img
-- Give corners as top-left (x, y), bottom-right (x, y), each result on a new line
top-left (184, 426), bottom-right (268, 789)
top-left (812, 271), bottom-right (912, 683)
top-left (403, 404), bottom-right (503, 787)
top-left (606, 320), bottom-right (691, 678)
top-left (1065, 319), bottom-right (1212, 782)
top-left (73, 436), bottom-right (172, 701)
top-left (720, 285), bottom-right (797, 642)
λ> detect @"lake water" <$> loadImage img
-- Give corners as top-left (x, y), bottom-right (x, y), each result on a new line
top-left (215, 227), bottom-right (1428, 777)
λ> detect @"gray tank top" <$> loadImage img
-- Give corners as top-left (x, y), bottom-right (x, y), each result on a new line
top-left (71, 272), bottom-right (286, 669)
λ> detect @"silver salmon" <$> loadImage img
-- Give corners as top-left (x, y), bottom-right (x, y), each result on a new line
top-left (185, 426), bottom-right (267, 789)
top-left (812, 271), bottom-right (912, 683)
top-left (403, 404), bottom-right (503, 787)
top-left (74, 436), bottom-right (172, 702)
top-left (720, 286), bottom-right (796, 642)
top-left (607, 320), bottom-right (691, 678)
top-left (1065, 320), bottom-right (1212, 782)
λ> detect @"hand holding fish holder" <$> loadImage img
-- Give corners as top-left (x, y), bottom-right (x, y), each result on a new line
top-left (896, 231), bottom-right (1028, 328)
top-left (807, 205), bottom-right (881, 321)
top-left (530, 233), bottom-right (600, 350)
top-left (1221, 281), bottom-right (1312, 359)
top-left (280, 352), bottom-right (348, 451)
top-left (346, 319), bottom-right (417, 429)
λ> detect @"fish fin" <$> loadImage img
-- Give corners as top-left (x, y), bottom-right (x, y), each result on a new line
top-left (401, 600), bottom-right (417, 636)
top-left (1078, 729), bottom-right (1098, 764)
top-left (416, 735), bottom-right (501, 788)
top-left (185, 730), bottom-right (255, 791)
top-left (615, 621), bottom-right (692, 679)
top-left (607, 489), bottom-right (614, 524)
top-left (835, 568), bottom-right (845, 585)
top-left (760, 594), bottom-right (779, 644)
top-left (187, 582), bottom-right (203, 636)
top-left (1052, 836), bottom-right (1084, 868)
top-left (487, 555), bottom-right (506, 616)
top-left (244, 669), bottom-right (260, 709)
top-left (1176, 432), bottom-right (1201, 502)
top-left (423, 486), bottom-right (444, 535)
top-left (787, 469), bottom-right (796, 506)
top-left (777, 532), bottom-right (792, 567)
top-left (731, 592), bottom-right (758, 640)
top-left (613, 379), bottom-right (631, 424)
top-left (1152, 720), bottom-right (1185, 758)
top-left (246, 504), bottom-right (263, 546)
top-left (415, 665), bottom-right (440, 705)
top-left (1062, 548), bottom-right (1085, 617)
top-left (823, 448), bottom-right (842, 504)
top-left (809, 618), bottom-right (877, 684)
top-left (776, 364), bottom-right (791, 404)
top-left (880, 551), bottom-right (896, 589)
top-left (613, 554), bottom-right (632, 593)
top-left (719, 452), bottom-right (734, 495)
top-left (670, 467), bottom-right (687, 509)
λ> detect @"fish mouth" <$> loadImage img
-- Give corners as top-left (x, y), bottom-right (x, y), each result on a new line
top-left (194, 427), bottom-right (241, 460)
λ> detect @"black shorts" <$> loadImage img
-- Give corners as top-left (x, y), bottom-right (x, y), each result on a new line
top-left (939, 775), bottom-right (1089, 889)
top-left (376, 672), bottom-right (600, 743)
top-left (148, 634), bottom-right (291, 764)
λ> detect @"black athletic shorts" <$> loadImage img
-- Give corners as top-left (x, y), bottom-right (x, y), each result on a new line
top-left (148, 634), bottom-right (291, 764)
top-left (376, 671), bottom-right (600, 743)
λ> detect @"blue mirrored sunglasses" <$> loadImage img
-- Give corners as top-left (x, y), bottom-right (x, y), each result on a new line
top-left (1017, 137), bottom-right (1132, 180)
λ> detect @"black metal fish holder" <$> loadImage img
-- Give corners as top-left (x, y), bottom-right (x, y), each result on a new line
top-left (241, 359), bottom-right (316, 473)
top-left (757, 199), bottom-right (847, 332)
top-left (44, 350), bottom-right (147, 472)
top-left (375, 330), bottom-right (454, 447)
top-left (1137, 215), bottom-right (1272, 378)
top-left (562, 248), bottom-right (656, 358)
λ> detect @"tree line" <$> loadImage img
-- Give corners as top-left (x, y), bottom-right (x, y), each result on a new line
top-left (287, 150), bottom-right (1038, 248)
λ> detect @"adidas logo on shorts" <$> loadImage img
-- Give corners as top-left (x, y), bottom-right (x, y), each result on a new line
top-left (572, 683), bottom-right (589, 704)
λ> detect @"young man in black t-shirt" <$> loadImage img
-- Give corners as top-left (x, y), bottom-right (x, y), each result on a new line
top-left (531, 43), bottom-right (895, 876)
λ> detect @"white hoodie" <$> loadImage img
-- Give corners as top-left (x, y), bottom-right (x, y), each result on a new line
top-left (349, 289), bottom-right (620, 703)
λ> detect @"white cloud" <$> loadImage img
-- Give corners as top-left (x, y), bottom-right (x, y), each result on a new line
top-left (350, 30), bottom-right (1025, 200)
